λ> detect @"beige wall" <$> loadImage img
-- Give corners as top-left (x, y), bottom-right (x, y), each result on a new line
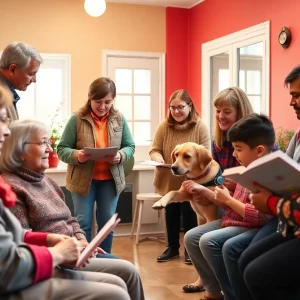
top-left (0, 0), bottom-right (166, 111)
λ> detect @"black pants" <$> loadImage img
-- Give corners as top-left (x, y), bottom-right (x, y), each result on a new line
top-left (239, 231), bottom-right (300, 300)
top-left (165, 202), bottom-right (197, 250)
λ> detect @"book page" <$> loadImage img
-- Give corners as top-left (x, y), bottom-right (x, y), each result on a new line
top-left (76, 213), bottom-right (121, 269)
top-left (84, 147), bottom-right (118, 160)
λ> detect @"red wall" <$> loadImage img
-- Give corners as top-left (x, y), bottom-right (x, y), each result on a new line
top-left (165, 7), bottom-right (188, 108)
top-left (166, 0), bottom-right (300, 130)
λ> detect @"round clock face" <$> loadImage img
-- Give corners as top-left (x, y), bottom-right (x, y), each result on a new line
top-left (279, 31), bottom-right (287, 45)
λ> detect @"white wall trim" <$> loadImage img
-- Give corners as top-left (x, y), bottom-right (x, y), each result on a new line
top-left (201, 21), bottom-right (270, 129)
top-left (102, 50), bottom-right (166, 122)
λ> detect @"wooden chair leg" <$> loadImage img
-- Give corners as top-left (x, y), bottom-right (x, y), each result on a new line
top-left (130, 198), bottom-right (139, 238)
top-left (161, 208), bottom-right (168, 246)
top-left (136, 200), bottom-right (144, 245)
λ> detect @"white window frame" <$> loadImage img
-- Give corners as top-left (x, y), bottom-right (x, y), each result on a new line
top-left (102, 49), bottom-right (166, 131)
top-left (201, 21), bottom-right (270, 128)
top-left (17, 53), bottom-right (71, 121)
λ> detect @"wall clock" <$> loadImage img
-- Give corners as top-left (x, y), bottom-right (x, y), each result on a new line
top-left (278, 27), bottom-right (291, 48)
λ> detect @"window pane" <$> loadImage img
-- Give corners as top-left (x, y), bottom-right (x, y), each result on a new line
top-left (134, 96), bottom-right (150, 120)
top-left (36, 68), bottom-right (63, 121)
top-left (17, 84), bottom-right (35, 118)
top-left (239, 70), bottom-right (245, 91)
top-left (239, 42), bottom-right (263, 56)
top-left (248, 95), bottom-right (261, 113)
top-left (133, 69), bottom-right (151, 94)
top-left (246, 70), bottom-right (261, 94)
top-left (134, 122), bottom-right (150, 145)
top-left (115, 69), bottom-right (132, 93)
top-left (115, 95), bottom-right (132, 119)
top-left (218, 69), bottom-right (229, 92)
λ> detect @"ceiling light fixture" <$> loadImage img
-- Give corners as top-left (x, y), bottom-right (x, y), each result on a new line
top-left (84, 0), bottom-right (106, 17)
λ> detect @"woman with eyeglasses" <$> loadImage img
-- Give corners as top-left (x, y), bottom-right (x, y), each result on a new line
top-left (0, 88), bottom-right (143, 300)
top-left (57, 77), bottom-right (135, 254)
top-left (0, 118), bottom-right (144, 300)
top-left (150, 89), bottom-right (210, 264)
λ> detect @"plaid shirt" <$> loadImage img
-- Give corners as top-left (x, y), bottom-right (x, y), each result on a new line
top-left (212, 141), bottom-right (279, 172)
top-left (222, 183), bottom-right (271, 228)
top-left (212, 141), bottom-right (240, 171)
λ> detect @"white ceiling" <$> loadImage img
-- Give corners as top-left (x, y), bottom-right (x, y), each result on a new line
top-left (105, 0), bottom-right (205, 9)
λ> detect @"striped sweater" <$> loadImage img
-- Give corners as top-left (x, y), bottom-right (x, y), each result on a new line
top-left (222, 183), bottom-right (270, 228)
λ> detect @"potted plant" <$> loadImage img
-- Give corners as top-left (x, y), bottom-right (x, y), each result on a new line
top-left (48, 106), bottom-right (64, 168)
top-left (275, 126), bottom-right (295, 152)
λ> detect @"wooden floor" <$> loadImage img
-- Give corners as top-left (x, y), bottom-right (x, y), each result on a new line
top-left (113, 233), bottom-right (205, 300)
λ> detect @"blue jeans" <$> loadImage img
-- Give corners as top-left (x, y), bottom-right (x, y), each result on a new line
top-left (184, 219), bottom-right (251, 300)
top-left (71, 179), bottom-right (119, 253)
top-left (225, 217), bottom-right (278, 300)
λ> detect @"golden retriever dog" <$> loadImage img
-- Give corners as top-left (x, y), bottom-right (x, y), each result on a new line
top-left (152, 142), bottom-right (223, 224)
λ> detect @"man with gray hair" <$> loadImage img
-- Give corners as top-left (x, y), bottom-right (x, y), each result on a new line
top-left (0, 42), bottom-right (43, 120)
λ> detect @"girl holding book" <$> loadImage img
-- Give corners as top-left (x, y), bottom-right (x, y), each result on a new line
top-left (57, 77), bottom-right (135, 253)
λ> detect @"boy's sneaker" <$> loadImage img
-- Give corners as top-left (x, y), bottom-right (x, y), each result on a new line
top-left (157, 248), bottom-right (179, 262)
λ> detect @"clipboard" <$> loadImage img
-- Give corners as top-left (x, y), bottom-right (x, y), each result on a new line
top-left (76, 213), bottom-right (121, 269)
top-left (84, 146), bottom-right (118, 160)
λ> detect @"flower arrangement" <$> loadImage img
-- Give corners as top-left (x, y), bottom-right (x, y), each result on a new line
top-left (275, 127), bottom-right (295, 152)
top-left (49, 106), bottom-right (64, 152)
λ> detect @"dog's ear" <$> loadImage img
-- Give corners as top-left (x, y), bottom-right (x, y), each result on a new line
top-left (171, 145), bottom-right (179, 163)
top-left (197, 145), bottom-right (212, 169)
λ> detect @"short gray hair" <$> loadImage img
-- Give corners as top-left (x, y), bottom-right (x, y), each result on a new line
top-left (0, 42), bottom-right (43, 69)
top-left (0, 119), bottom-right (49, 173)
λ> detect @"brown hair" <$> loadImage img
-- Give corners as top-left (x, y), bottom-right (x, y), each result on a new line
top-left (166, 89), bottom-right (199, 127)
top-left (78, 77), bottom-right (118, 116)
top-left (0, 86), bottom-right (13, 109)
top-left (213, 87), bottom-right (253, 148)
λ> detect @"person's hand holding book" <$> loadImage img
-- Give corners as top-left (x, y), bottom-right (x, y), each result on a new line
top-left (249, 182), bottom-right (272, 214)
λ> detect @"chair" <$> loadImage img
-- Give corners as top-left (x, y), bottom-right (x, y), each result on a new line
top-left (130, 193), bottom-right (168, 245)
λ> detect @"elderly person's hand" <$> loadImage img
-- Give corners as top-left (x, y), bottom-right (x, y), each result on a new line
top-left (46, 233), bottom-right (71, 247)
top-left (249, 182), bottom-right (272, 214)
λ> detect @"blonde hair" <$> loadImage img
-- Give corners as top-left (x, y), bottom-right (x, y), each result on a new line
top-left (166, 89), bottom-right (199, 127)
top-left (213, 87), bottom-right (253, 148)
top-left (0, 86), bottom-right (13, 109)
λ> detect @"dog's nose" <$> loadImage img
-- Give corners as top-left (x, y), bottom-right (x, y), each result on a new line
top-left (171, 165), bottom-right (179, 172)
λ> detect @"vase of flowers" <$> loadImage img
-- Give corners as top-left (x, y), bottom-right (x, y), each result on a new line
top-left (48, 106), bottom-right (64, 168)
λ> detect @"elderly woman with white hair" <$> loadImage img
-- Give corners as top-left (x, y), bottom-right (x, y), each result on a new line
top-left (0, 119), bottom-right (145, 300)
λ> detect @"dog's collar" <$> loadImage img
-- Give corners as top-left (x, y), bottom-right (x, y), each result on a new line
top-left (185, 163), bottom-right (212, 181)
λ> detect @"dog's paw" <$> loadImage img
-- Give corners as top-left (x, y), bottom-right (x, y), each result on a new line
top-left (152, 201), bottom-right (164, 210)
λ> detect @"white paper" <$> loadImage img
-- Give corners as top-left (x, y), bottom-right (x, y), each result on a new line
top-left (140, 160), bottom-right (172, 168)
top-left (84, 147), bottom-right (118, 160)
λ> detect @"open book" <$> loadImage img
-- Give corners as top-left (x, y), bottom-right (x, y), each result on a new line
top-left (140, 160), bottom-right (172, 168)
top-left (222, 150), bottom-right (300, 196)
top-left (76, 213), bottom-right (121, 269)
top-left (84, 146), bottom-right (118, 160)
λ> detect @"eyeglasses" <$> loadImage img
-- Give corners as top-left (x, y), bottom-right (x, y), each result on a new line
top-left (0, 116), bottom-right (11, 126)
top-left (24, 139), bottom-right (53, 147)
top-left (169, 105), bottom-right (187, 112)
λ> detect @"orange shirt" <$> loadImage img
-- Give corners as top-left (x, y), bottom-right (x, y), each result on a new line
top-left (91, 111), bottom-right (113, 180)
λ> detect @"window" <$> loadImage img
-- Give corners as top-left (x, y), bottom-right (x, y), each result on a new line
top-left (102, 51), bottom-right (165, 161)
top-left (202, 22), bottom-right (270, 133)
top-left (17, 54), bottom-right (71, 124)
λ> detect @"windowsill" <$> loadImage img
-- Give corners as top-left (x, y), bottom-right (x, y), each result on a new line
top-left (45, 161), bottom-right (155, 174)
